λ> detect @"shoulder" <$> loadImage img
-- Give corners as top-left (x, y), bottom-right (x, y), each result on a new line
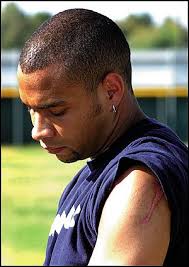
top-left (101, 164), bottom-right (169, 230)
top-left (89, 164), bottom-right (171, 265)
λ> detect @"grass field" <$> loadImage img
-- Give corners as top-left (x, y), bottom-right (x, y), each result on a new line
top-left (2, 144), bottom-right (87, 266)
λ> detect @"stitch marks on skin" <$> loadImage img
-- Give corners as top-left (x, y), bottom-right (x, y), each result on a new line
top-left (140, 180), bottom-right (164, 224)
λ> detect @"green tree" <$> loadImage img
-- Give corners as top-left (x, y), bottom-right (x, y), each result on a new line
top-left (117, 13), bottom-right (154, 38)
top-left (155, 18), bottom-right (188, 48)
top-left (1, 3), bottom-right (187, 50)
top-left (1, 3), bottom-right (51, 49)
top-left (1, 3), bottom-right (29, 48)
top-left (29, 12), bottom-right (51, 32)
top-left (117, 14), bottom-right (187, 49)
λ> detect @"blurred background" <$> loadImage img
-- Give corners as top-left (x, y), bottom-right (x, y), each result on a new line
top-left (1, 1), bottom-right (188, 265)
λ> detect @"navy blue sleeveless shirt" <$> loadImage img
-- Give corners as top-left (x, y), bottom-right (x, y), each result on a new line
top-left (44, 117), bottom-right (188, 266)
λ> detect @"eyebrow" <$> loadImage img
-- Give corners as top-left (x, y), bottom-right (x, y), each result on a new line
top-left (24, 100), bottom-right (66, 110)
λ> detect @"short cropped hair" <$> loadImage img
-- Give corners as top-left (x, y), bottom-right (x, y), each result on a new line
top-left (19, 8), bottom-right (132, 91)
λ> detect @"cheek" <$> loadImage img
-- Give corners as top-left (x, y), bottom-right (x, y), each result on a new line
top-left (53, 112), bottom-right (92, 138)
top-left (52, 102), bottom-right (107, 142)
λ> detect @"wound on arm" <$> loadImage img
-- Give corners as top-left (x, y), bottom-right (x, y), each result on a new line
top-left (140, 180), bottom-right (164, 224)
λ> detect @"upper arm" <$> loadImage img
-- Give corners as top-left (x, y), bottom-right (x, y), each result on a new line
top-left (88, 165), bottom-right (171, 266)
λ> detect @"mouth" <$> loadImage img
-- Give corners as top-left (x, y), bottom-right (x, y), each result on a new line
top-left (43, 146), bottom-right (66, 154)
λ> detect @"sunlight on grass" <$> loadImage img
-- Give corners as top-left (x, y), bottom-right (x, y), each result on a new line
top-left (2, 144), bottom-right (87, 265)
top-left (2, 245), bottom-right (44, 266)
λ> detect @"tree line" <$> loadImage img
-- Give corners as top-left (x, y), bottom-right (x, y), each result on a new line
top-left (1, 3), bottom-right (188, 50)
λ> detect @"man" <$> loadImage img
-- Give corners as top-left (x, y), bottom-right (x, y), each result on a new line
top-left (17, 8), bottom-right (188, 266)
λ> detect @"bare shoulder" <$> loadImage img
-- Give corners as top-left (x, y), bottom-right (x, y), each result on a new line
top-left (109, 164), bottom-right (166, 219)
top-left (100, 164), bottom-right (169, 234)
top-left (88, 165), bottom-right (171, 266)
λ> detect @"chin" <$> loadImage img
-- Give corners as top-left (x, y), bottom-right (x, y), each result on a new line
top-left (56, 151), bottom-right (81, 163)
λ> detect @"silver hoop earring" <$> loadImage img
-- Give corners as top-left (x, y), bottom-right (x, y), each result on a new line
top-left (112, 105), bottom-right (116, 113)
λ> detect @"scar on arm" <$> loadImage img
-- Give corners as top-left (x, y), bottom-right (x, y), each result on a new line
top-left (140, 180), bottom-right (164, 224)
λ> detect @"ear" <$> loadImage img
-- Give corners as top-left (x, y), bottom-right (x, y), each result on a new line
top-left (102, 72), bottom-right (125, 107)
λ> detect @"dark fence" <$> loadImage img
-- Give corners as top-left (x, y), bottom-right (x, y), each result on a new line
top-left (1, 92), bottom-right (188, 144)
top-left (1, 49), bottom-right (188, 144)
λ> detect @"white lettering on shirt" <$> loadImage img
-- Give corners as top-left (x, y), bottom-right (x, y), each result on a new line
top-left (49, 204), bottom-right (81, 236)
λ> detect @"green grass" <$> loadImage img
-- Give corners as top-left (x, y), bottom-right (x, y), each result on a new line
top-left (2, 144), bottom-right (87, 265)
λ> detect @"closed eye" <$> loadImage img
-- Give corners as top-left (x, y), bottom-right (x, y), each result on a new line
top-left (25, 103), bottom-right (67, 117)
top-left (50, 109), bottom-right (66, 116)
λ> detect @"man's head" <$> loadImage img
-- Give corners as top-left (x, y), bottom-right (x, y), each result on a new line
top-left (19, 8), bottom-right (132, 91)
top-left (17, 8), bottom-right (135, 163)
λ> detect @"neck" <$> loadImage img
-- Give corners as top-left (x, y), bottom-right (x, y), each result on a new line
top-left (91, 96), bottom-right (146, 159)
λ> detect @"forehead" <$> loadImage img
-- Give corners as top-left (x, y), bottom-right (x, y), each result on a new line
top-left (17, 64), bottom-right (86, 107)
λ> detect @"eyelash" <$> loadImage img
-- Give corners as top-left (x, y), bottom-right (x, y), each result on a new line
top-left (26, 106), bottom-right (66, 117)
top-left (50, 110), bottom-right (66, 117)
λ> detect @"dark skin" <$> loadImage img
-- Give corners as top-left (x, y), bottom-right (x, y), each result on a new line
top-left (89, 165), bottom-right (170, 266)
top-left (17, 63), bottom-right (170, 265)
top-left (17, 63), bottom-right (145, 162)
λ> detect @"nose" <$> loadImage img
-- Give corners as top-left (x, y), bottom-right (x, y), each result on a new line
top-left (31, 112), bottom-right (55, 141)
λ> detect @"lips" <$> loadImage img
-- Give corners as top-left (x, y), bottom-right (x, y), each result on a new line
top-left (43, 146), bottom-right (65, 154)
